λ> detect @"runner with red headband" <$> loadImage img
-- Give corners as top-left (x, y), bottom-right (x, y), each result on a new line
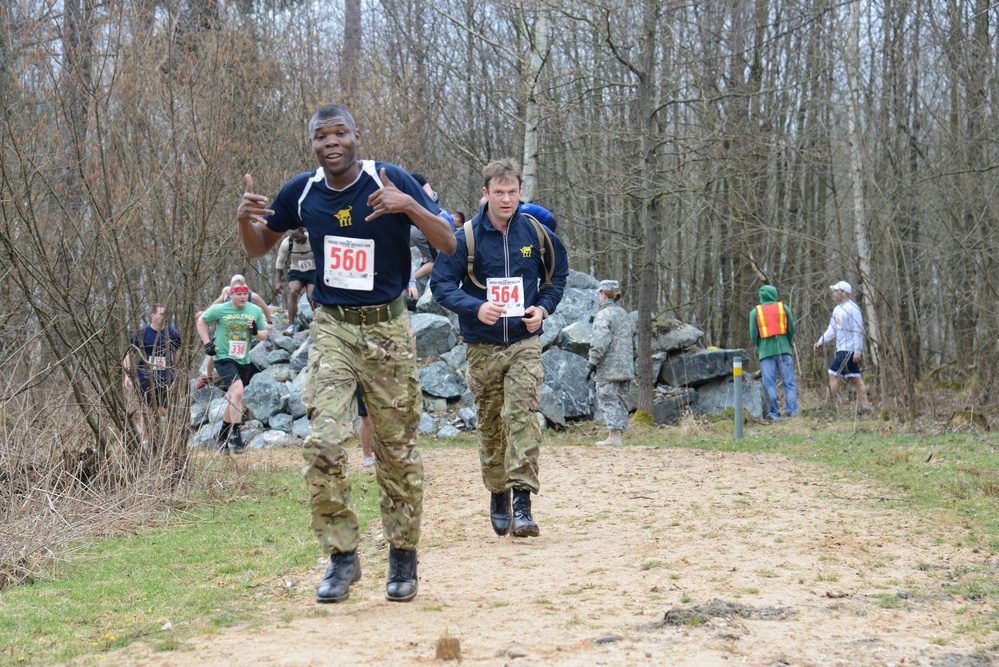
top-left (196, 277), bottom-right (269, 453)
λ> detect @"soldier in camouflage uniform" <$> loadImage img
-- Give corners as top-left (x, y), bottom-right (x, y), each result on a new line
top-left (587, 280), bottom-right (636, 446)
top-left (432, 159), bottom-right (568, 539)
top-left (235, 104), bottom-right (456, 604)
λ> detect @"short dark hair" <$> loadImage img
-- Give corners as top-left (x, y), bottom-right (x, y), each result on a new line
top-left (309, 105), bottom-right (355, 136)
top-left (150, 303), bottom-right (165, 314)
top-left (482, 158), bottom-right (521, 190)
top-left (453, 211), bottom-right (466, 225)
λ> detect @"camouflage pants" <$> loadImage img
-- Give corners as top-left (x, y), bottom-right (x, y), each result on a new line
top-left (465, 336), bottom-right (543, 495)
top-left (302, 306), bottom-right (423, 555)
top-left (596, 380), bottom-right (630, 431)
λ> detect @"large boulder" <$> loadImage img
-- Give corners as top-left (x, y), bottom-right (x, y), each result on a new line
top-left (295, 294), bottom-right (314, 329)
top-left (273, 335), bottom-right (300, 354)
top-left (249, 340), bottom-right (272, 370)
top-left (419, 361), bottom-right (468, 400)
top-left (415, 284), bottom-right (452, 317)
top-left (292, 416), bottom-right (310, 439)
top-left (248, 430), bottom-right (293, 450)
top-left (266, 348), bottom-right (292, 365)
top-left (411, 313), bottom-right (458, 359)
top-left (653, 387), bottom-right (698, 425)
top-left (567, 270), bottom-right (599, 290)
top-left (554, 287), bottom-right (598, 326)
top-left (243, 373), bottom-right (288, 422)
top-left (692, 376), bottom-right (767, 419)
top-left (554, 321), bottom-right (592, 356)
top-left (189, 386), bottom-right (219, 427)
top-left (651, 318), bottom-right (704, 355)
top-left (659, 348), bottom-right (749, 388)
top-left (539, 312), bottom-right (566, 350)
top-left (539, 383), bottom-right (566, 427)
top-left (439, 345), bottom-right (467, 373)
top-left (268, 412), bottom-right (294, 433)
top-left (261, 364), bottom-right (295, 383)
top-left (541, 348), bottom-right (594, 419)
top-left (289, 339), bottom-right (311, 372)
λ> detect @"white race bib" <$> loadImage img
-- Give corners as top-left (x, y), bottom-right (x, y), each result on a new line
top-left (487, 277), bottom-right (525, 318)
top-left (297, 258), bottom-right (315, 272)
top-left (151, 356), bottom-right (167, 370)
top-left (228, 340), bottom-right (247, 359)
top-left (323, 236), bottom-right (374, 291)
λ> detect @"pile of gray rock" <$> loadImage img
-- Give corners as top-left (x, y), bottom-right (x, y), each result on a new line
top-left (188, 268), bottom-right (766, 449)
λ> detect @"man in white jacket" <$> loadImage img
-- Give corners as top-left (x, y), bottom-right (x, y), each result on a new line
top-left (814, 281), bottom-right (872, 415)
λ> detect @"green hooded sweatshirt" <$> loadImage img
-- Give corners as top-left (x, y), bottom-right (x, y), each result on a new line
top-left (749, 285), bottom-right (795, 360)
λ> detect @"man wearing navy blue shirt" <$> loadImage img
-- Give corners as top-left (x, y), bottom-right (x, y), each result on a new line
top-left (432, 158), bottom-right (568, 540)
top-left (235, 104), bottom-right (455, 605)
top-left (123, 303), bottom-right (182, 444)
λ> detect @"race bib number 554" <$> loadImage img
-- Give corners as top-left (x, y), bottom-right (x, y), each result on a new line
top-left (324, 236), bottom-right (374, 291)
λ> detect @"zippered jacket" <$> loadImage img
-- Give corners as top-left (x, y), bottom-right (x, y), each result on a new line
top-left (431, 205), bottom-right (568, 345)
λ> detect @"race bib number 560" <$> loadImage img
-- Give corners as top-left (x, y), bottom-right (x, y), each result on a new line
top-left (487, 277), bottom-right (525, 318)
top-left (324, 236), bottom-right (374, 291)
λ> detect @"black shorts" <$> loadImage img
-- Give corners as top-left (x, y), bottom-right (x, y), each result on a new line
top-left (356, 386), bottom-right (367, 417)
top-left (215, 359), bottom-right (255, 390)
top-left (288, 269), bottom-right (315, 286)
top-left (829, 350), bottom-right (862, 378)
top-left (138, 376), bottom-right (171, 408)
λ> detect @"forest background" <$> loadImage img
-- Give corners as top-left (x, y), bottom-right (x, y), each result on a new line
top-left (1, 0), bottom-right (998, 583)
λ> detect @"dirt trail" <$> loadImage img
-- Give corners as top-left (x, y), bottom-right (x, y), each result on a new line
top-left (112, 445), bottom-right (996, 666)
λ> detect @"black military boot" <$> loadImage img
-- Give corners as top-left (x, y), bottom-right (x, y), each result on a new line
top-left (511, 489), bottom-right (540, 538)
top-left (489, 489), bottom-right (512, 536)
top-left (315, 550), bottom-right (361, 603)
top-left (385, 545), bottom-right (418, 602)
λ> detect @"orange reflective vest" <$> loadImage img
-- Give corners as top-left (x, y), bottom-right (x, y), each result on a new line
top-left (755, 302), bottom-right (789, 338)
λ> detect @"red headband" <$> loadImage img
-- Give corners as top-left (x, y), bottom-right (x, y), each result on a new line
top-left (230, 286), bottom-right (249, 295)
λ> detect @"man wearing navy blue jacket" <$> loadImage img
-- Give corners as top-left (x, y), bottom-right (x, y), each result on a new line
top-left (236, 104), bottom-right (456, 605)
top-left (431, 158), bottom-right (568, 539)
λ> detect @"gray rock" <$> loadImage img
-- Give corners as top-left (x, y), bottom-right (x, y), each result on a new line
top-left (659, 348), bottom-right (749, 388)
top-left (651, 319), bottom-right (705, 355)
top-left (436, 425), bottom-right (462, 438)
top-left (440, 345), bottom-right (467, 372)
top-left (191, 423), bottom-right (218, 449)
top-left (261, 365), bottom-right (295, 383)
top-left (274, 335), bottom-right (300, 354)
top-left (419, 412), bottom-right (437, 433)
top-left (411, 313), bottom-right (458, 358)
top-left (537, 411), bottom-right (548, 432)
top-left (269, 412), bottom-right (294, 433)
top-left (248, 430), bottom-right (293, 450)
top-left (207, 396), bottom-right (229, 424)
top-left (458, 406), bottom-right (477, 430)
top-left (653, 387), bottom-right (698, 425)
top-left (243, 373), bottom-right (287, 422)
top-left (692, 376), bottom-right (766, 419)
top-left (189, 386), bottom-right (219, 427)
top-left (295, 294), bottom-right (314, 329)
top-left (554, 287), bottom-right (599, 325)
top-left (567, 270), bottom-right (599, 290)
top-left (415, 283), bottom-right (451, 316)
top-left (289, 339), bottom-right (311, 372)
top-left (555, 321), bottom-right (592, 356)
top-left (539, 383), bottom-right (566, 427)
top-left (539, 312), bottom-right (566, 350)
top-left (423, 396), bottom-right (447, 412)
top-left (541, 348), bottom-right (594, 419)
top-left (460, 389), bottom-right (475, 406)
top-left (419, 361), bottom-right (468, 399)
top-left (249, 340), bottom-right (272, 370)
top-left (266, 348), bottom-right (292, 365)
top-left (292, 416), bottom-right (310, 439)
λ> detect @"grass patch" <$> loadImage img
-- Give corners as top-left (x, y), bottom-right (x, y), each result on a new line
top-left (0, 464), bottom-right (379, 665)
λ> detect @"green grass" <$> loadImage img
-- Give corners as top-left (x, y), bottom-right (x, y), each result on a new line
top-left (0, 466), bottom-right (380, 666)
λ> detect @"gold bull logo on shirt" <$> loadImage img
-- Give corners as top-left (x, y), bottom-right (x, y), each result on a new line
top-left (335, 207), bottom-right (353, 227)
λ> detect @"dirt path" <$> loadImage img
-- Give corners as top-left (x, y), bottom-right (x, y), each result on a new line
top-left (113, 445), bottom-right (996, 666)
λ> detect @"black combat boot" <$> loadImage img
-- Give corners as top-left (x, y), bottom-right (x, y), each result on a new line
top-left (489, 489), bottom-right (512, 536)
top-left (315, 550), bottom-right (361, 603)
top-left (511, 489), bottom-right (540, 538)
top-left (385, 545), bottom-right (418, 602)
top-left (230, 425), bottom-right (246, 455)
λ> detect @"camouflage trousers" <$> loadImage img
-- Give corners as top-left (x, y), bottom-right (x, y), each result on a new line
top-left (595, 380), bottom-right (630, 432)
top-left (301, 306), bottom-right (423, 555)
top-left (465, 336), bottom-right (543, 495)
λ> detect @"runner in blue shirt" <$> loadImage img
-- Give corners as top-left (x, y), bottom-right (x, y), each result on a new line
top-left (234, 104), bottom-right (455, 606)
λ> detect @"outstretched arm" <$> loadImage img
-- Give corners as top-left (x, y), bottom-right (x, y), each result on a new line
top-left (237, 174), bottom-right (284, 258)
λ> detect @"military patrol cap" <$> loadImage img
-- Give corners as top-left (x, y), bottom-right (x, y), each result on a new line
top-left (598, 280), bottom-right (620, 292)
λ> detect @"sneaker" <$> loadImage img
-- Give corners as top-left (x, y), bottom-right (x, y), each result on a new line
top-left (858, 407), bottom-right (873, 416)
top-left (195, 374), bottom-right (211, 390)
top-left (284, 325), bottom-right (296, 336)
top-left (362, 456), bottom-right (375, 468)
